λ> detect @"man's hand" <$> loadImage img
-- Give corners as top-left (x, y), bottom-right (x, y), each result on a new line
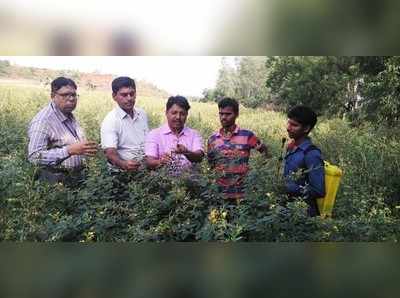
top-left (255, 142), bottom-right (271, 158)
top-left (174, 144), bottom-right (204, 163)
top-left (104, 148), bottom-right (142, 171)
top-left (122, 160), bottom-right (141, 171)
top-left (67, 141), bottom-right (98, 156)
top-left (159, 153), bottom-right (173, 165)
top-left (174, 144), bottom-right (189, 155)
top-left (255, 142), bottom-right (266, 152)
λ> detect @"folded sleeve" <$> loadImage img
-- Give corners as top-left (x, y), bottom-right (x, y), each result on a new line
top-left (144, 130), bottom-right (160, 158)
top-left (191, 129), bottom-right (204, 152)
top-left (247, 132), bottom-right (260, 149)
top-left (100, 115), bottom-right (118, 149)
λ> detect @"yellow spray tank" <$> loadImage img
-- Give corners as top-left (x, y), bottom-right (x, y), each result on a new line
top-left (317, 161), bottom-right (343, 218)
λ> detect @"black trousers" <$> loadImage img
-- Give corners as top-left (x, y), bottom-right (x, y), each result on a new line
top-left (36, 167), bottom-right (85, 187)
top-left (305, 197), bottom-right (320, 217)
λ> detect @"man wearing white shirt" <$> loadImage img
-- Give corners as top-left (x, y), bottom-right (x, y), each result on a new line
top-left (101, 76), bottom-right (149, 172)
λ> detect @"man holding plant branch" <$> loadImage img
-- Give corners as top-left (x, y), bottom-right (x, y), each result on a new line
top-left (145, 96), bottom-right (204, 174)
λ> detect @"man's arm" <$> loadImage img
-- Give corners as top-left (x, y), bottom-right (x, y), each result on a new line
top-left (304, 150), bottom-right (325, 198)
top-left (145, 154), bottom-right (173, 169)
top-left (250, 133), bottom-right (271, 158)
top-left (104, 148), bottom-right (140, 171)
top-left (174, 129), bottom-right (204, 163)
top-left (174, 144), bottom-right (204, 163)
top-left (285, 177), bottom-right (303, 196)
top-left (28, 121), bottom-right (97, 166)
top-left (255, 141), bottom-right (271, 158)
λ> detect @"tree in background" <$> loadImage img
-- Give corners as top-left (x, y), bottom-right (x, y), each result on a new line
top-left (360, 56), bottom-right (400, 126)
top-left (235, 56), bottom-right (270, 108)
top-left (201, 57), bottom-right (236, 103)
top-left (265, 56), bottom-right (361, 116)
top-left (205, 56), bottom-right (399, 127)
top-left (265, 56), bottom-right (400, 127)
top-left (214, 57), bottom-right (237, 100)
top-left (0, 60), bottom-right (11, 76)
top-left (202, 57), bottom-right (270, 108)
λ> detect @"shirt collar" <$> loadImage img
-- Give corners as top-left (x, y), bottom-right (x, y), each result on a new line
top-left (51, 101), bottom-right (73, 122)
top-left (216, 125), bottom-right (240, 137)
top-left (288, 137), bottom-right (312, 152)
top-left (115, 105), bottom-right (138, 121)
top-left (161, 123), bottom-right (188, 136)
top-left (298, 137), bottom-right (312, 151)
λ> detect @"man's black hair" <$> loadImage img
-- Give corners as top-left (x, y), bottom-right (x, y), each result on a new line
top-left (287, 105), bottom-right (318, 132)
top-left (51, 77), bottom-right (77, 93)
top-left (166, 96), bottom-right (190, 111)
top-left (218, 97), bottom-right (239, 114)
top-left (112, 76), bottom-right (136, 93)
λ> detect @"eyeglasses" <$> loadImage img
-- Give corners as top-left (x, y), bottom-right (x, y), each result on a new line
top-left (55, 92), bottom-right (79, 100)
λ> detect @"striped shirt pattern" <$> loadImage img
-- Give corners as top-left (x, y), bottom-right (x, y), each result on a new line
top-left (28, 102), bottom-right (86, 169)
top-left (207, 126), bottom-right (261, 199)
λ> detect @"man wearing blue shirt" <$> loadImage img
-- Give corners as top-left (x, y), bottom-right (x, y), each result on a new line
top-left (284, 105), bottom-right (325, 217)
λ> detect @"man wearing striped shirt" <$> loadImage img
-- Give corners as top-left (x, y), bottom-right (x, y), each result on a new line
top-left (207, 98), bottom-right (270, 200)
top-left (28, 77), bottom-right (97, 183)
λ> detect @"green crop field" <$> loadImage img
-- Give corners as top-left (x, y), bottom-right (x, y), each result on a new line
top-left (1, 82), bottom-right (400, 241)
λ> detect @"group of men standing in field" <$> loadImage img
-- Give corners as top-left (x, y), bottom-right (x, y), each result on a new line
top-left (28, 76), bottom-right (325, 217)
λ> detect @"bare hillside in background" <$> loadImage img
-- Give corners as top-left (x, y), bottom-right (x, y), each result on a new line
top-left (0, 59), bottom-right (170, 98)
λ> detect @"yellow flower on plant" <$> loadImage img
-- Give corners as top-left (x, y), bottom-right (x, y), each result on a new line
top-left (208, 209), bottom-right (219, 224)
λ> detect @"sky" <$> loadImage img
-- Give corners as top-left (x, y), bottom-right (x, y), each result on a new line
top-left (3, 56), bottom-right (232, 97)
